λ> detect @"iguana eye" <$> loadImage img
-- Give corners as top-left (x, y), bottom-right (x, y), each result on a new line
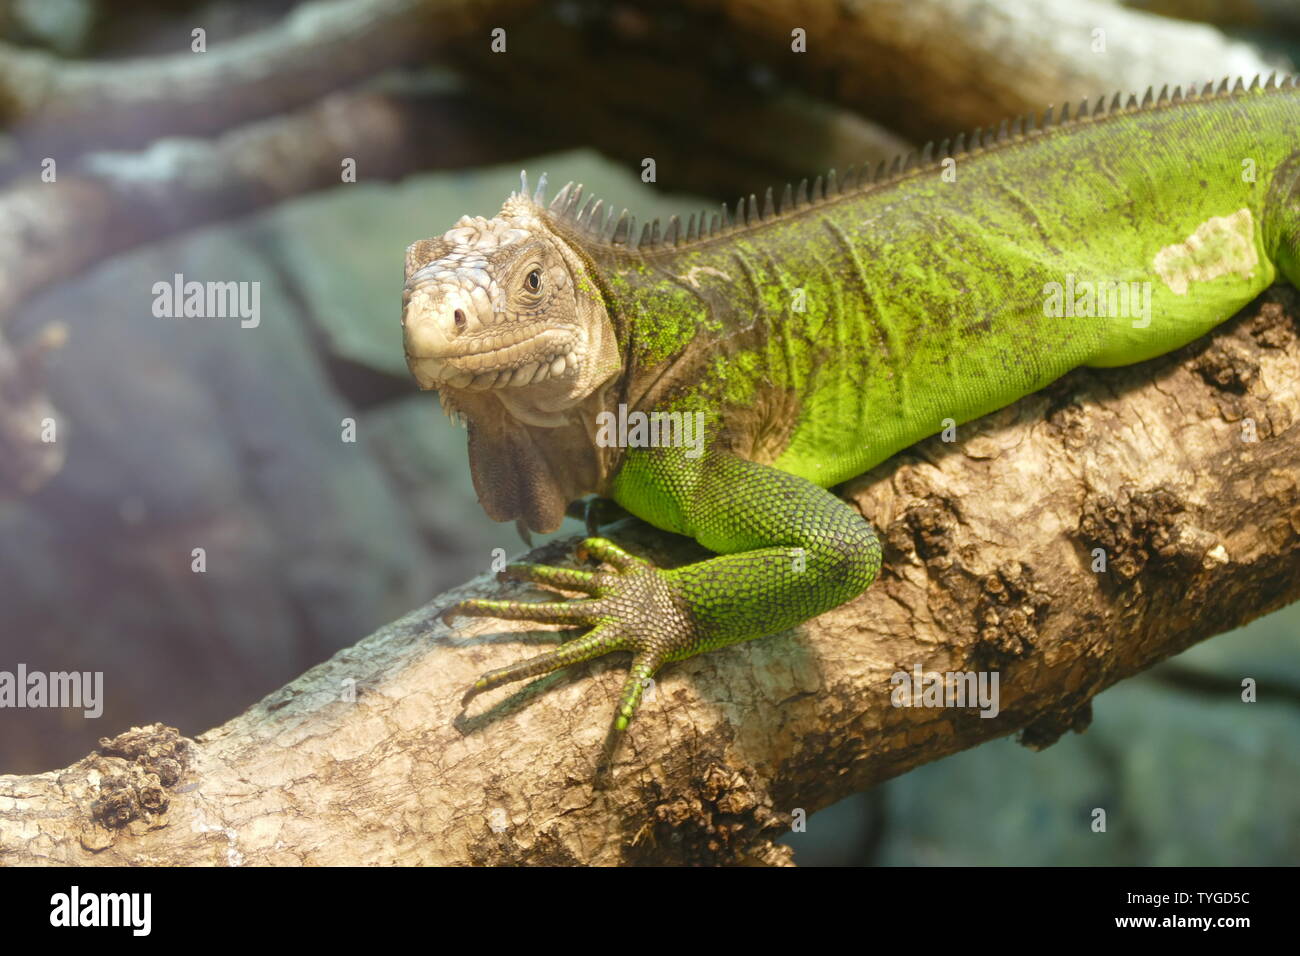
top-left (525, 268), bottom-right (542, 292)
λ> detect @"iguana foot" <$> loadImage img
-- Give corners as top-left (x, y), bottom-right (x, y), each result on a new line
top-left (446, 537), bottom-right (695, 786)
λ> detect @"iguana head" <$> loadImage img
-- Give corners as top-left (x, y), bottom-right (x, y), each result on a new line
top-left (401, 177), bottom-right (622, 532)
top-left (402, 184), bottom-right (620, 426)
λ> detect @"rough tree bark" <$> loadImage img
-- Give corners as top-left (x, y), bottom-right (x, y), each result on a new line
top-left (2, 286), bottom-right (1297, 866)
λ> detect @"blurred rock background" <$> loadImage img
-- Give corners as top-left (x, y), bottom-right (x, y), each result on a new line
top-left (0, 0), bottom-right (1297, 864)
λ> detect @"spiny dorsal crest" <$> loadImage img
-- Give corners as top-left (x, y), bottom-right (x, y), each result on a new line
top-left (520, 73), bottom-right (1294, 256)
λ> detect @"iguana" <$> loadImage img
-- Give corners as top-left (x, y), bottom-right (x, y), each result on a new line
top-left (401, 75), bottom-right (1300, 785)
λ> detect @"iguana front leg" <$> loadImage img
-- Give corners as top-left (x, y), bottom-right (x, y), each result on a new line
top-left (447, 446), bottom-right (882, 785)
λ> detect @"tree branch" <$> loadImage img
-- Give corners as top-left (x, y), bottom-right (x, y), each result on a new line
top-left (673, 0), bottom-right (1285, 139)
top-left (0, 0), bottom-right (538, 165)
top-left (3, 286), bottom-right (1297, 866)
top-left (450, 3), bottom-right (909, 198)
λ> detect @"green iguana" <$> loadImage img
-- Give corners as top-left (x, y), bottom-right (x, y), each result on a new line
top-left (401, 76), bottom-right (1300, 785)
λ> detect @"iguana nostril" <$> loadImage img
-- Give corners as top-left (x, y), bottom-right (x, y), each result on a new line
top-left (453, 309), bottom-right (467, 331)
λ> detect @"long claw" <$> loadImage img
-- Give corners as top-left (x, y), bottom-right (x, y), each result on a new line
top-left (576, 537), bottom-right (648, 572)
top-left (594, 653), bottom-right (661, 787)
top-left (498, 562), bottom-right (605, 595)
top-left (461, 625), bottom-right (624, 705)
top-left (443, 596), bottom-right (607, 626)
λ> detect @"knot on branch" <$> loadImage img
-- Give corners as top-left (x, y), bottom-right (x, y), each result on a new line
top-left (87, 724), bottom-right (193, 831)
top-left (974, 561), bottom-right (1051, 665)
top-left (1247, 291), bottom-right (1299, 350)
top-left (638, 764), bottom-right (787, 865)
top-left (1191, 287), bottom-right (1299, 432)
top-left (1194, 339), bottom-right (1260, 394)
top-left (890, 495), bottom-right (961, 568)
top-left (1017, 696), bottom-right (1094, 751)
top-left (96, 723), bottom-right (192, 786)
top-left (1078, 485), bottom-right (1187, 585)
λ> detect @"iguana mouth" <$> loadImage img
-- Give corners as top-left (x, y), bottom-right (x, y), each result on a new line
top-left (402, 265), bottom-right (582, 391)
top-left (405, 328), bottom-right (580, 392)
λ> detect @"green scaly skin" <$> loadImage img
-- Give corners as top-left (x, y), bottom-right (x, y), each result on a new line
top-left (401, 76), bottom-right (1300, 785)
